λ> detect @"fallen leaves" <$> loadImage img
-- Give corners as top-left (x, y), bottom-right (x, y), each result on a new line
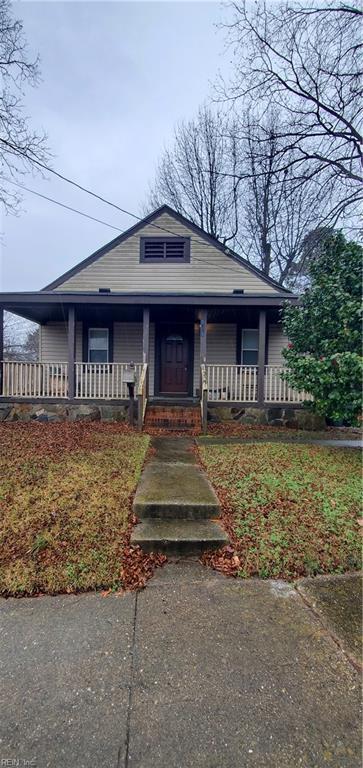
top-left (121, 545), bottom-right (167, 591)
top-left (199, 443), bottom-right (362, 580)
top-left (0, 423), bottom-right (168, 596)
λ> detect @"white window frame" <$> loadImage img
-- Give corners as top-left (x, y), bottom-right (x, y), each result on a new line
top-left (88, 327), bottom-right (109, 363)
top-left (241, 328), bottom-right (259, 366)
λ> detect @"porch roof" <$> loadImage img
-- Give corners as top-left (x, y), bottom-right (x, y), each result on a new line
top-left (0, 290), bottom-right (297, 324)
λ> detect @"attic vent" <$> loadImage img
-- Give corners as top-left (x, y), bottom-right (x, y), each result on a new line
top-left (140, 237), bottom-right (190, 263)
top-left (233, 289), bottom-right (244, 295)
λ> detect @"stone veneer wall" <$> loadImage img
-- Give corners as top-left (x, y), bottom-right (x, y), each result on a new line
top-left (0, 402), bottom-right (133, 423)
top-left (0, 401), bottom-right (325, 430)
top-left (207, 404), bottom-right (326, 431)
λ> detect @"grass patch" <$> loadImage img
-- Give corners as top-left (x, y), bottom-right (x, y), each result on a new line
top-left (0, 423), bottom-right (149, 595)
top-left (199, 443), bottom-right (362, 580)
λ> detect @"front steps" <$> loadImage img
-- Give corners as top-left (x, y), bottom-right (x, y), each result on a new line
top-left (131, 520), bottom-right (227, 557)
top-left (131, 437), bottom-right (228, 557)
top-left (144, 402), bottom-right (201, 431)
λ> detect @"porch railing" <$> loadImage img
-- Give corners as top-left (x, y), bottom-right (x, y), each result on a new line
top-left (74, 362), bottom-right (143, 400)
top-left (1, 361), bottom-right (311, 406)
top-left (2, 361), bottom-right (68, 398)
top-left (205, 364), bottom-right (311, 404)
top-left (264, 366), bottom-right (312, 403)
top-left (206, 364), bottom-right (258, 403)
top-left (137, 363), bottom-right (148, 429)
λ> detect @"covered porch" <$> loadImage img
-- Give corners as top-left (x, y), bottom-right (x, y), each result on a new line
top-left (0, 292), bottom-right (310, 427)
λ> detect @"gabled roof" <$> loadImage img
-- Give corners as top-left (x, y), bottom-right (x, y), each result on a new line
top-left (42, 204), bottom-right (294, 295)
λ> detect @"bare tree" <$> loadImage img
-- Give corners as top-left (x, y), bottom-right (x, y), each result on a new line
top-left (3, 312), bottom-right (39, 359)
top-left (235, 109), bottom-right (338, 285)
top-left (221, 0), bottom-right (362, 219)
top-left (0, 0), bottom-right (49, 212)
top-left (147, 106), bottom-right (241, 245)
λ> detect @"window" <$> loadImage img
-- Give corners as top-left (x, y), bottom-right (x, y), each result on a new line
top-left (88, 328), bottom-right (109, 363)
top-left (140, 237), bottom-right (190, 263)
top-left (241, 329), bottom-right (259, 365)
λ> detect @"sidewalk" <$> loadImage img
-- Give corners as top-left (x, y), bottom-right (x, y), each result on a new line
top-left (1, 564), bottom-right (361, 768)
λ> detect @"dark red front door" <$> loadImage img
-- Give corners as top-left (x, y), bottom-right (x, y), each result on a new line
top-left (160, 332), bottom-right (189, 394)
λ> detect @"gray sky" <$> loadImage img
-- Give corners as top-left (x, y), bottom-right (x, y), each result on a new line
top-left (1, 1), bottom-right (228, 292)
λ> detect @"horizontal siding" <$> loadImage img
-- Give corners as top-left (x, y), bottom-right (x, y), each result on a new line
top-left (194, 323), bottom-right (237, 395)
top-left (206, 324), bottom-right (237, 364)
top-left (113, 323), bottom-right (143, 363)
top-left (268, 324), bottom-right (288, 366)
top-left (40, 322), bottom-right (82, 362)
top-left (39, 321), bottom-right (287, 391)
top-left (56, 212), bottom-right (278, 295)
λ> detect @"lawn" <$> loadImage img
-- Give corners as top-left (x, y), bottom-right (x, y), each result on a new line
top-left (199, 443), bottom-right (362, 580)
top-left (0, 422), bottom-right (154, 596)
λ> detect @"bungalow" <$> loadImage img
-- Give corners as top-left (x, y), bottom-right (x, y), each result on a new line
top-left (0, 205), bottom-right (309, 429)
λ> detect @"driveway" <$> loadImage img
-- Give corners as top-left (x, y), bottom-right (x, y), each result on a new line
top-left (0, 563), bottom-right (361, 768)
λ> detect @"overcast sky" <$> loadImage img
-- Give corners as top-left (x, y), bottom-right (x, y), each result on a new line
top-left (0, 1), bottom-right (229, 292)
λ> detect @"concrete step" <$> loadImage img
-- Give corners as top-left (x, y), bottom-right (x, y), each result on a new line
top-left (130, 519), bottom-right (228, 557)
top-left (133, 462), bottom-right (220, 520)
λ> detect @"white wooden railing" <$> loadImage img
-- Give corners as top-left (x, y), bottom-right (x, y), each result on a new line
top-left (2, 361), bottom-right (68, 398)
top-left (264, 366), bottom-right (312, 403)
top-left (206, 365), bottom-right (258, 402)
top-left (137, 363), bottom-right (148, 429)
top-left (1, 361), bottom-right (312, 405)
top-left (205, 364), bottom-right (311, 404)
top-left (75, 362), bottom-right (143, 400)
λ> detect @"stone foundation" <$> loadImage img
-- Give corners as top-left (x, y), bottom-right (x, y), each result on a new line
top-left (0, 400), bottom-right (326, 431)
top-left (207, 404), bottom-right (326, 431)
top-left (0, 401), bottom-right (134, 423)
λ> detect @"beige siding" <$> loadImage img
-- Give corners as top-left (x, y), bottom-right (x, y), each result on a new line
top-left (55, 212), bottom-right (279, 295)
top-left (39, 321), bottom-right (287, 393)
top-left (206, 324), bottom-right (237, 364)
top-left (193, 323), bottom-right (237, 395)
top-left (268, 324), bottom-right (288, 366)
top-left (40, 322), bottom-right (82, 362)
top-left (113, 322), bottom-right (143, 363)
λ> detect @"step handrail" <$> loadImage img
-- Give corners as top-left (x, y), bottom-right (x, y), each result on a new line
top-left (137, 363), bottom-right (148, 430)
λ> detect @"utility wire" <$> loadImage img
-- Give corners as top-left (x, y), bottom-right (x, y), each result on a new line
top-left (5, 178), bottom-right (124, 233)
top-left (0, 138), bottom-right (259, 277)
top-left (0, 137), bottom-right (288, 286)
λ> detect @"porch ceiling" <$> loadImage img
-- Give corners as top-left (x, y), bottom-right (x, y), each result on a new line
top-left (0, 291), bottom-right (295, 324)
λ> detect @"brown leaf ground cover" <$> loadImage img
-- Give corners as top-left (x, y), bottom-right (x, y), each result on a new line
top-left (199, 443), bottom-right (362, 580)
top-left (0, 423), bottom-right (165, 596)
top-left (206, 423), bottom-right (362, 440)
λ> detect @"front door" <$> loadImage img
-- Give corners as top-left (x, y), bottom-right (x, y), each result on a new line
top-left (160, 330), bottom-right (189, 394)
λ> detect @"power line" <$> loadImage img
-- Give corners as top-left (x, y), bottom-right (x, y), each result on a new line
top-left (5, 178), bottom-right (124, 232)
top-left (0, 138), bottom-right (258, 276)
top-left (0, 137), bottom-right (287, 286)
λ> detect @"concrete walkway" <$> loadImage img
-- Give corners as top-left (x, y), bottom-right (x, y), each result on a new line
top-left (0, 564), bottom-right (361, 768)
top-left (131, 438), bottom-right (228, 556)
